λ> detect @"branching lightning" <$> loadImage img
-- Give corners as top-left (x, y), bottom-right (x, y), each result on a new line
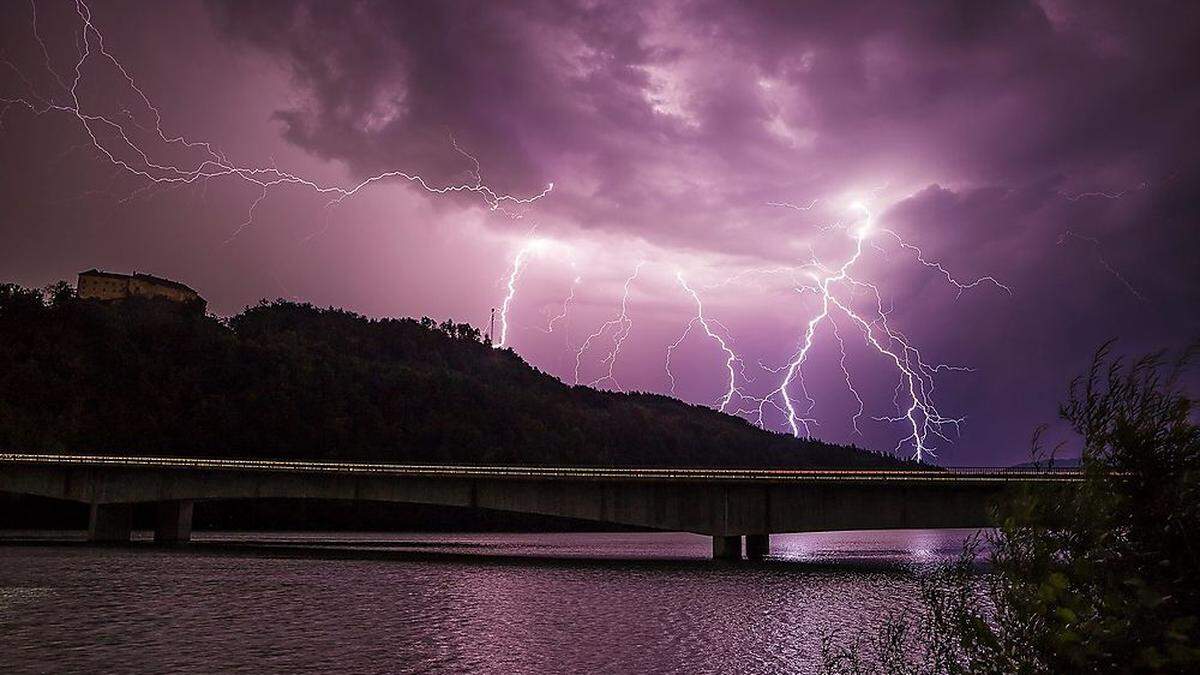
top-left (666, 272), bottom-right (746, 411)
top-left (651, 195), bottom-right (1009, 461)
top-left (496, 241), bottom-right (535, 348)
top-left (664, 198), bottom-right (1007, 462)
top-left (829, 316), bottom-right (865, 435)
top-left (1050, 180), bottom-right (1159, 301)
top-left (495, 237), bottom-right (579, 349)
top-left (7, 0), bottom-right (1030, 463)
top-left (573, 263), bottom-right (644, 391)
top-left (1, 0), bottom-right (553, 244)
top-left (875, 227), bottom-right (1012, 298)
top-left (759, 199), bottom-right (1010, 460)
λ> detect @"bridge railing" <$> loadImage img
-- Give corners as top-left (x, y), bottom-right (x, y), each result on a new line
top-left (0, 452), bottom-right (1083, 482)
top-left (941, 466), bottom-right (1082, 474)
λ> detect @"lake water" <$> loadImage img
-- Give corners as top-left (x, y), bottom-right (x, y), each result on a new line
top-left (0, 529), bottom-right (980, 673)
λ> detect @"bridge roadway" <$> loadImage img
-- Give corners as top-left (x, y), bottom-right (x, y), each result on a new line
top-left (0, 453), bottom-right (1080, 560)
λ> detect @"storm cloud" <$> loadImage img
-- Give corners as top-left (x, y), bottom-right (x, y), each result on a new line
top-left (2, 0), bottom-right (1196, 463)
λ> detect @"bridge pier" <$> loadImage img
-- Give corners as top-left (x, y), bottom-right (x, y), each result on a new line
top-left (746, 533), bottom-right (770, 560)
top-left (88, 503), bottom-right (132, 543)
top-left (154, 500), bottom-right (193, 545)
top-left (712, 535), bottom-right (743, 561)
top-left (1, 455), bottom-right (1068, 553)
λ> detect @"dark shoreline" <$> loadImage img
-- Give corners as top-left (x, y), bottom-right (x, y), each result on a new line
top-left (0, 493), bottom-right (646, 534)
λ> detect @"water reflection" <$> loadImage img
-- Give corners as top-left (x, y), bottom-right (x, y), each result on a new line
top-left (0, 529), bottom-right (982, 674)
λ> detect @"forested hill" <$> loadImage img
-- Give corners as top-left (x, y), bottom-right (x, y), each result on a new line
top-left (0, 283), bottom-right (911, 468)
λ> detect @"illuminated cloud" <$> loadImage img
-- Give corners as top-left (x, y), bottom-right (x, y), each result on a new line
top-left (0, 0), bottom-right (1195, 463)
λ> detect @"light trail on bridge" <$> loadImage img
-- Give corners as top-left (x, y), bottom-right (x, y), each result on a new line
top-left (0, 453), bottom-right (1084, 484)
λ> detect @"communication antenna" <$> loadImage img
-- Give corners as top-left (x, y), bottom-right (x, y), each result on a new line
top-left (489, 308), bottom-right (496, 343)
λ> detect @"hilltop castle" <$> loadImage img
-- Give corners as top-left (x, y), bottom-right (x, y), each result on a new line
top-left (77, 269), bottom-right (206, 312)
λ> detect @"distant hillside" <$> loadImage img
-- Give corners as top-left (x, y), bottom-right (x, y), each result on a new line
top-left (0, 282), bottom-right (911, 468)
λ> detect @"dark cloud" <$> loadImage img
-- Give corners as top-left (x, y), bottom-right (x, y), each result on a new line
top-left (206, 0), bottom-right (656, 192)
top-left (1, 0), bottom-right (1195, 463)
top-left (203, 1), bottom-right (1199, 253)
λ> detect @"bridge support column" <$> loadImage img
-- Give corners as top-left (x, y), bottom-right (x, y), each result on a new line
top-left (746, 534), bottom-right (770, 560)
top-left (88, 503), bottom-right (132, 543)
top-left (154, 500), bottom-right (193, 545)
top-left (712, 535), bottom-right (742, 561)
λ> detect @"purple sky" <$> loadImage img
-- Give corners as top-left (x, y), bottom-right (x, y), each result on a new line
top-left (2, 0), bottom-right (1197, 464)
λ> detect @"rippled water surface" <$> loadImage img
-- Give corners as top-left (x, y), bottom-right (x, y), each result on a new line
top-left (0, 530), bottom-right (979, 673)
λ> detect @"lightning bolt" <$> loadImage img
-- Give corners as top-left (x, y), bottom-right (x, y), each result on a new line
top-left (495, 236), bottom-right (569, 348)
top-left (697, 266), bottom-right (806, 292)
top-left (1, 0), bottom-right (553, 244)
top-left (829, 316), bottom-right (865, 435)
top-left (7, 0), bottom-right (1025, 463)
top-left (1058, 181), bottom-right (1149, 202)
top-left (573, 263), bottom-right (644, 391)
top-left (732, 198), bottom-right (1008, 462)
top-left (667, 272), bottom-right (745, 412)
top-left (1048, 179), bottom-right (1159, 301)
top-left (765, 199), bottom-right (819, 211)
top-left (496, 243), bottom-right (534, 348)
top-left (1057, 230), bottom-right (1147, 301)
top-left (542, 276), bottom-right (580, 336)
top-left (876, 227), bottom-right (1012, 298)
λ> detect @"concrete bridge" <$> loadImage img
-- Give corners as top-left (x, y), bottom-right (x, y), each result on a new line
top-left (0, 453), bottom-right (1080, 560)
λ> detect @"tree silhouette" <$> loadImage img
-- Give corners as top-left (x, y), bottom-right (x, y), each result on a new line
top-left (0, 282), bottom-right (910, 468)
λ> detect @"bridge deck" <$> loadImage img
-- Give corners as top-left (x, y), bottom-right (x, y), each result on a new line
top-left (0, 453), bottom-right (1081, 484)
top-left (0, 452), bottom-right (1081, 555)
